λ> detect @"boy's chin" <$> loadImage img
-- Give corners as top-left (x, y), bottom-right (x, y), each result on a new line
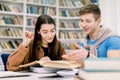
top-left (83, 31), bottom-right (89, 34)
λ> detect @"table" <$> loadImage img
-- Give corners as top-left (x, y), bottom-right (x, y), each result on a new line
top-left (0, 71), bottom-right (82, 80)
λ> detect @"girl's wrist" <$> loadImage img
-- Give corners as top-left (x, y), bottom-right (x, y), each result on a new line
top-left (21, 42), bottom-right (28, 48)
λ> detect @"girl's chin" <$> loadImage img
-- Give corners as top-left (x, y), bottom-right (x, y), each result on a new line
top-left (47, 40), bottom-right (53, 43)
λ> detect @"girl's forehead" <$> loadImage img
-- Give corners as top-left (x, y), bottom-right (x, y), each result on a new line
top-left (40, 24), bottom-right (55, 30)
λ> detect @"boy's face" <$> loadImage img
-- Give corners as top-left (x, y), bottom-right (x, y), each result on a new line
top-left (39, 24), bottom-right (56, 45)
top-left (79, 13), bottom-right (100, 35)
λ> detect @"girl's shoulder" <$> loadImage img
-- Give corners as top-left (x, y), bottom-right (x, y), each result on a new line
top-left (56, 40), bottom-right (62, 45)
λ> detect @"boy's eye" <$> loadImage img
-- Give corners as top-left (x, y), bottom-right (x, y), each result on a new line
top-left (51, 30), bottom-right (55, 33)
top-left (80, 19), bottom-right (83, 22)
top-left (86, 21), bottom-right (91, 23)
top-left (86, 19), bottom-right (91, 23)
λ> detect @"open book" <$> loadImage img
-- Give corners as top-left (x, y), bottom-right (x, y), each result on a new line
top-left (19, 60), bottom-right (81, 69)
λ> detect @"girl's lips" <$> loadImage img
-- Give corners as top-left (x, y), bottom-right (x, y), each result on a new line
top-left (47, 38), bottom-right (53, 41)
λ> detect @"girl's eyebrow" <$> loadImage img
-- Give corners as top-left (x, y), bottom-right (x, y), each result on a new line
top-left (42, 28), bottom-right (55, 31)
top-left (42, 30), bottom-right (48, 31)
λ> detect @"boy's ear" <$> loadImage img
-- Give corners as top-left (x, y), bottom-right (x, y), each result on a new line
top-left (97, 18), bottom-right (101, 23)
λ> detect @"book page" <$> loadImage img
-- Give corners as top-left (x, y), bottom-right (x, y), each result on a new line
top-left (19, 60), bottom-right (81, 69)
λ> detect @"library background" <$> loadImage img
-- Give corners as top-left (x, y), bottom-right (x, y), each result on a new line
top-left (0, 0), bottom-right (120, 53)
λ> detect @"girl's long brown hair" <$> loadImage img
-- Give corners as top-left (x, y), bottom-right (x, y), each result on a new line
top-left (29, 15), bottom-right (61, 62)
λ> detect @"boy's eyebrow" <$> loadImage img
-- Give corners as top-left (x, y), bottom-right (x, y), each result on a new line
top-left (51, 27), bottom-right (55, 30)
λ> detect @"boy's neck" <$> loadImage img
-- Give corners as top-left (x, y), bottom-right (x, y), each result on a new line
top-left (89, 26), bottom-right (101, 41)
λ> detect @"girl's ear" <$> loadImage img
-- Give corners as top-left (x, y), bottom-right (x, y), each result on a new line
top-left (37, 31), bottom-right (40, 34)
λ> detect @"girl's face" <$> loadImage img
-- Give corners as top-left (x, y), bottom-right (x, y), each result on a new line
top-left (39, 24), bottom-right (56, 46)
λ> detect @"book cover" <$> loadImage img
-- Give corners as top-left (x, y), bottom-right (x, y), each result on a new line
top-left (79, 69), bottom-right (120, 80)
top-left (83, 58), bottom-right (120, 70)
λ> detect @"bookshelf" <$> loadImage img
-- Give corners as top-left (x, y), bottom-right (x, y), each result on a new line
top-left (58, 0), bottom-right (84, 51)
top-left (58, 0), bottom-right (99, 51)
top-left (0, 0), bottom-right (24, 52)
top-left (0, 0), bottom-right (99, 52)
top-left (25, 0), bottom-right (57, 31)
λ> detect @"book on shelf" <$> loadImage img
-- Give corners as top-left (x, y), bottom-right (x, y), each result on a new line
top-left (60, 10), bottom-right (78, 17)
top-left (59, 31), bottom-right (83, 39)
top-left (0, 17), bottom-right (5, 25)
top-left (78, 69), bottom-right (120, 80)
top-left (1, 16), bottom-right (23, 25)
top-left (27, 17), bottom-right (36, 26)
top-left (15, 16), bottom-right (23, 25)
top-left (0, 40), bottom-right (21, 50)
top-left (8, 41), bottom-right (16, 49)
top-left (59, 0), bottom-right (83, 7)
top-left (3, 42), bottom-right (10, 49)
top-left (49, 8), bottom-right (56, 16)
top-left (0, 3), bottom-right (23, 13)
top-left (62, 43), bottom-right (77, 50)
top-left (0, 28), bottom-right (22, 37)
top-left (14, 40), bottom-right (21, 46)
top-left (27, 5), bottom-right (56, 16)
top-left (80, 0), bottom-right (92, 5)
top-left (19, 60), bottom-right (82, 69)
top-left (83, 58), bottom-right (120, 70)
top-left (69, 43), bottom-right (77, 50)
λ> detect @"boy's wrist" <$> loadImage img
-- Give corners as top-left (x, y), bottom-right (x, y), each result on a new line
top-left (86, 51), bottom-right (90, 58)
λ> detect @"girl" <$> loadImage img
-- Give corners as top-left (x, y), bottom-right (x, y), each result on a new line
top-left (7, 15), bottom-right (66, 71)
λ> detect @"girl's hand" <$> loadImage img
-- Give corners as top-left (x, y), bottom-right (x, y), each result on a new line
top-left (39, 56), bottom-right (51, 62)
top-left (21, 31), bottom-right (34, 47)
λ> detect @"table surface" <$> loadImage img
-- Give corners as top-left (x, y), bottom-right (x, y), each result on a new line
top-left (0, 71), bottom-right (82, 80)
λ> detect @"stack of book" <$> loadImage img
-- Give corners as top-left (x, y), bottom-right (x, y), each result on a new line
top-left (19, 60), bottom-right (82, 76)
top-left (78, 58), bottom-right (120, 80)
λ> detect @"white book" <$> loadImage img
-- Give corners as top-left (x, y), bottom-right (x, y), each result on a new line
top-left (84, 58), bottom-right (120, 70)
top-left (57, 69), bottom-right (79, 76)
top-left (30, 66), bottom-right (64, 73)
top-left (79, 69), bottom-right (120, 80)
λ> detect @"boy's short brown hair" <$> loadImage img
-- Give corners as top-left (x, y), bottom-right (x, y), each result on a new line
top-left (79, 4), bottom-right (101, 21)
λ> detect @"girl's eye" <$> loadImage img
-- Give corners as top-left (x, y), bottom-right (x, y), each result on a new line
top-left (43, 31), bottom-right (47, 34)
